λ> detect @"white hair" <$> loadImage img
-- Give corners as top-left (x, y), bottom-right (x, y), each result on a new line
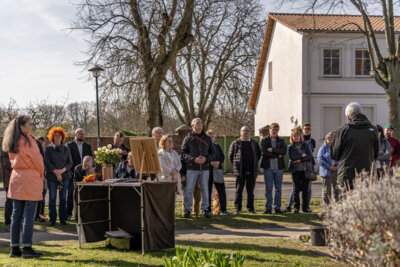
top-left (151, 127), bottom-right (163, 136)
top-left (83, 155), bottom-right (93, 164)
top-left (191, 118), bottom-right (202, 126)
top-left (345, 102), bottom-right (362, 118)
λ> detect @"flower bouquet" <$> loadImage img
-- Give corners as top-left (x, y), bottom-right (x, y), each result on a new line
top-left (94, 144), bottom-right (122, 165)
top-left (83, 174), bottom-right (96, 183)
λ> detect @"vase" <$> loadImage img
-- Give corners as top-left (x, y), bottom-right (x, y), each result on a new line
top-left (102, 164), bottom-right (113, 181)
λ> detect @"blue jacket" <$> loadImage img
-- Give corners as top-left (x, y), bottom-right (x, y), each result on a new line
top-left (287, 142), bottom-right (313, 172)
top-left (317, 142), bottom-right (337, 178)
top-left (211, 143), bottom-right (225, 170)
top-left (115, 161), bottom-right (137, 179)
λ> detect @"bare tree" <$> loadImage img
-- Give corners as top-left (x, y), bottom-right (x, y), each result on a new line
top-left (66, 101), bottom-right (96, 133)
top-left (280, 0), bottom-right (400, 138)
top-left (162, 0), bottom-right (264, 128)
top-left (72, 0), bottom-right (195, 136)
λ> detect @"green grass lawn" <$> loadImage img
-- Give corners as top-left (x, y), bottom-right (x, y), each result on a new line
top-left (0, 198), bottom-right (341, 266)
top-left (0, 238), bottom-right (346, 267)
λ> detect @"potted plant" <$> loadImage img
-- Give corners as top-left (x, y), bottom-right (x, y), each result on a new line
top-left (94, 144), bottom-right (122, 180)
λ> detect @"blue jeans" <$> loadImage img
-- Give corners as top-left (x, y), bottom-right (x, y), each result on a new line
top-left (48, 179), bottom-right (69, 223)
top-left (184, 170), bottom-right (209, 213)
top-left (10, 200), bottom-right (38, 247)
top-left (264, 169), bottom-right (284, 210)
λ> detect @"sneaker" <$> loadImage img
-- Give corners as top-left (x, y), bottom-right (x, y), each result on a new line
top-left (66, 215), bottom-right (72, 221)
top-left (203, 211), bottom-right (211, 218)
top-left (9, 246), bottom-right (22, 257)
top-left (234, 210), bottom-right (240, 215)
top-left (40, 214), bottom-right (48, 221)
top-left (264, 209), bottom-right (272, 214)
top-left (184, 211), bottom-right (191, 218)
top-left (22, 247), bottom-right (42, 258)
top-left (248, 210), bottom-right (256, 214)
top-left (303, 208), bottom-right (312, 213)
top-left (274, 209), bottom-right (283, 214)
top-left (283, 207), bottom-right (291, 213)
top-left (220, 211), bottom-right (230, 215)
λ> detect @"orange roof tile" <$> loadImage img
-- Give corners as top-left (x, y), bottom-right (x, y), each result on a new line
top-left (248, 13), bottom-right (400, 110)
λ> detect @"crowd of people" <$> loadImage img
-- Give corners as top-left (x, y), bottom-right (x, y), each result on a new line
top-left (1, 102), bottom-right (399, 258)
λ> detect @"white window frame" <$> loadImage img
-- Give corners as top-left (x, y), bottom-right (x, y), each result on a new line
top-left (354, 48), bottom-right (371, 77)
top-left (321, 48), bottom-right (342, 77)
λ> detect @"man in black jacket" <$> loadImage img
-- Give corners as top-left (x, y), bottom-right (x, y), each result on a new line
top-left (181, 118), bottom-right (215, 218)
top-left (66, 128), bottom-right (93, 220)
top-left (260, 123), bottom-right (287, 214)
top-left (331, 102), bottom-right (379, 190)
top-left (229, 126), bottom-right (261, 214)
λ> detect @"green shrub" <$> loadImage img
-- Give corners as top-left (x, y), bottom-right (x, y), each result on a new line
top-left (164, 246), bottom-right (245, 267)
top-left (120, 129), bottom-right (147, 136)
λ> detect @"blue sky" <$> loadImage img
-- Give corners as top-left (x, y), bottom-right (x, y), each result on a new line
top-left (0, 0), bottom-right (369, 107)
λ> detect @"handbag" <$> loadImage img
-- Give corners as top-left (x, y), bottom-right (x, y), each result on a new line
top-left (213, 168), bottom-right (224, 183)
top-left (304, 161), bottom-right (317, 181)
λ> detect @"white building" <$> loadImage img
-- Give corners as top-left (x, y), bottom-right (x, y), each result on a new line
top-left (249, 13), bottom-right (396, 147)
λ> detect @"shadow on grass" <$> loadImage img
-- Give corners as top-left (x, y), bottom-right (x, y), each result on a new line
top-left (175, 212), bottom-right (322, 230)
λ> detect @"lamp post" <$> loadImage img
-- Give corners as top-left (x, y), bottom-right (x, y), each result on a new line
top-left (88, 65), bottom-right (104, 148)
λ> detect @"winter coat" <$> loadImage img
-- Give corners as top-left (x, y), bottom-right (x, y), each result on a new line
top-left (377, 138), bottom-right (391, 168)
top-left (210, 143), bottom-right (225, 170)
top-left (331, 113), bottom-right (379, 184)
top-left (158, 148), bottom-right (182, 181)
top-left (0, 149), bottom-right (12, 189)
top-left (387, 137), bottom-right (400, 167)
top-left (181, 131), bottom-right (215, 171)
top-left (317, 142), bottom-right (337, 178)
top-left (260, 136), bottom-right (287, 170)
top-left (44, 143), bottom-right (73, 182)
top-left (115, 161), bottom-right (137, 179)
top-left (7, 135), bottom-right (45, 201)
top-left (287, 142), bottom-right (313, 173)
top-left (228, 138), bottom-right (261, 179)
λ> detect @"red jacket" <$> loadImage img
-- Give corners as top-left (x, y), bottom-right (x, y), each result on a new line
top-left (387, 137), bottom-right (400, 167)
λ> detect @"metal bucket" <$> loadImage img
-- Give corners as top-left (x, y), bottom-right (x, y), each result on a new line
top-left (310, 227), bottom-right (328, 246)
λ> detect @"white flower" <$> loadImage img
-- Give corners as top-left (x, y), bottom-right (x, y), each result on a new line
top-left (106, 149), bottom-right (110, 153)
top-left (107, 144), bottom-right (112, 149)
top-left (94, 151), bottom-right (98, 155)
top-left (102, 146), bottom-right (107, 151)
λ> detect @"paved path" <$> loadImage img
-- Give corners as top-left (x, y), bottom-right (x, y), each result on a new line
top-left (0, 227), bottom-right (311, 245)
top-left (0, 174), bottom-right (323, 208)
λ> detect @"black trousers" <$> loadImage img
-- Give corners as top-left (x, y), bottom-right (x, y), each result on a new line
top-left (4, 188), bottom-right (12, 225)
top-left (234, 172), bottom-right (255, 211)
top-left (292, 171), bottom-right (309, 211)
top-left (207, 169), bottom-right (227, 212)
top-left (66, 178), bottom-right (74, 217)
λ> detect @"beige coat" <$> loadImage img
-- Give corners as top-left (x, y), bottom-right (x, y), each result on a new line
top-left (158, 148), bottom-right (182, 194)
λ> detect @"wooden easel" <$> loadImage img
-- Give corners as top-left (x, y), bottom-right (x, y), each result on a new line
top-left (129, 137), bottom-right (161, 182)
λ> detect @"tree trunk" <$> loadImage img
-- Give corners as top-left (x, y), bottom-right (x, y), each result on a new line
top-left (386, 84), bottom-right (400, 140)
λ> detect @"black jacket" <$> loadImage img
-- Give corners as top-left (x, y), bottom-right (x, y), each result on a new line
top-left (181, 131), bottom-right (215, 171)
top-left (260, 136), bottom-right (287, 170)
top-left (287, 142), bottom-right (313, 172)
top-left (115, 160), bottom-right (137, 179)
top-left (331, 113), bottom-right (379, 183)
top-left (67, 141), bottom-right (93, 175)
top-left (44, 144), bottom-right (73, 181)
top-left (210, 143), bottom-right (225, 170)
top-left (228, 138), bottom-right (261, 179)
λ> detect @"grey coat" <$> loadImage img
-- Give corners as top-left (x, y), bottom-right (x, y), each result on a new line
top-left (377, 138), bottom-right (391, 168)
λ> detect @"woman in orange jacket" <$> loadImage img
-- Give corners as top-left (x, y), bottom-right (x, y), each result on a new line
top-left (2, 115), bottom-right (44, 258)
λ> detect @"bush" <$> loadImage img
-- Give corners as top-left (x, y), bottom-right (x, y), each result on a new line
top-left (164, 246), bottom-right (245, 267)
top-left (323, 170), bottom-right (400, 266)
top-left (120, 129), bottom-right (146, 136)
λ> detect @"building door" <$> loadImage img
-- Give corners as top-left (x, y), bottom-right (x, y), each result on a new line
top-left (323, 106), bottom-right (342, 138)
